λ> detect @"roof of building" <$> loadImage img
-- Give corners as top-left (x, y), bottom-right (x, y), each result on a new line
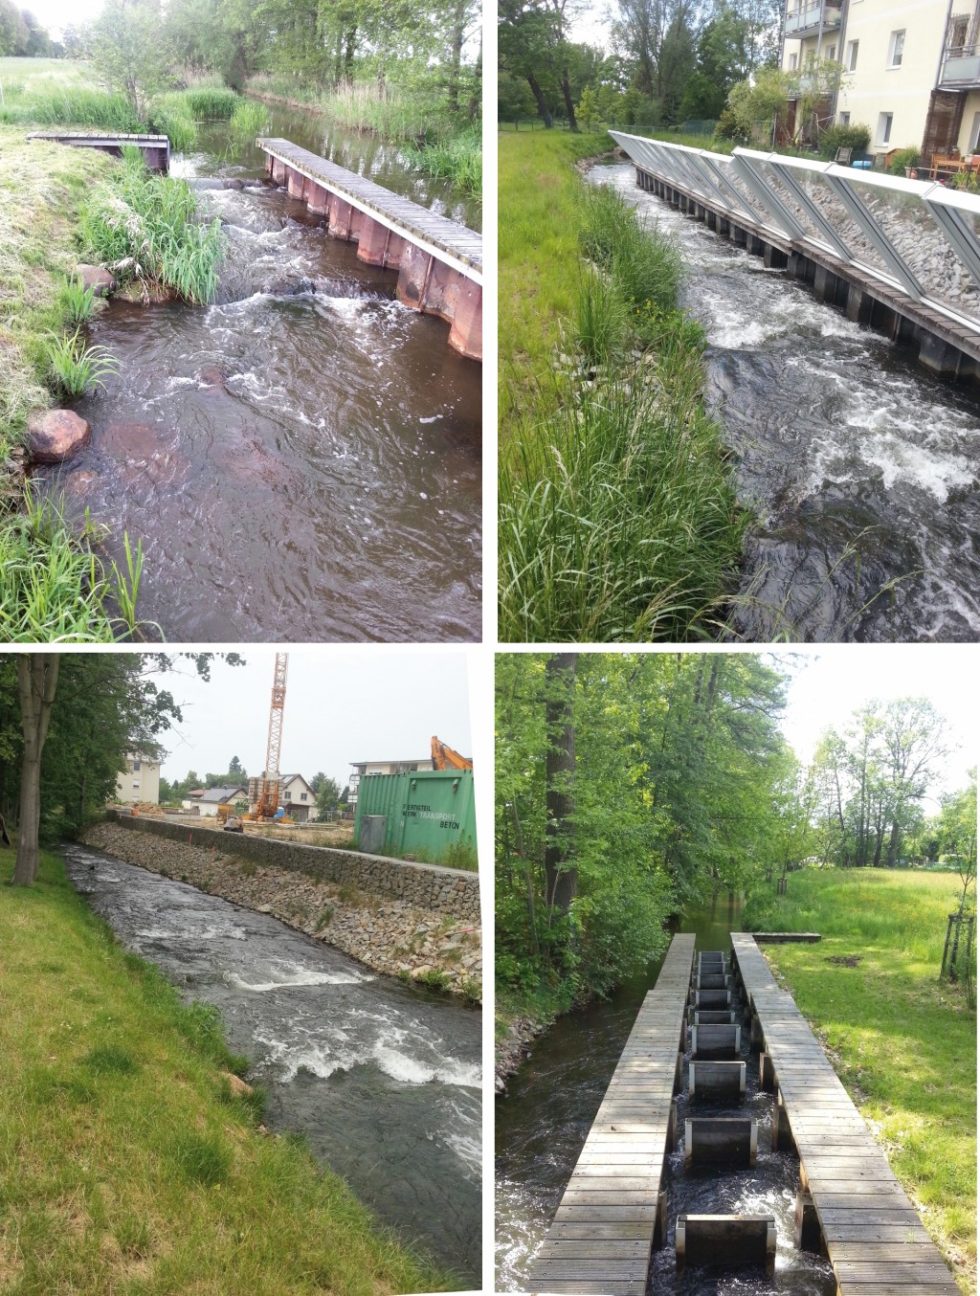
top-left (199, 785), bottom-right (247, 803)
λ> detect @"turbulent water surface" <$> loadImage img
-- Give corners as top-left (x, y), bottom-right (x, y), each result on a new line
top-left (39, 109), bottom-right (481, 642)
top-left (65, 842), bottom-right (481, 1281)
top-left (496, 899), bottom-right (836, 1295)
top-left (590, 161), bottom-right (980, 642)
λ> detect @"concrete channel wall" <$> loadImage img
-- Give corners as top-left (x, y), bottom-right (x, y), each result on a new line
top-left (105, 811), bottom-right (479, 920)
top-left (611, 130), bottom-right (980, 378)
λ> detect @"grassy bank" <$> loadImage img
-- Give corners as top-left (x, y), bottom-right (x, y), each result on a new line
top-left (743, 868), bottom-right (976, 1294)
top-left (0, 847), bottom-right (452, 1294)
top-left (498, 130), bottom-right (745, 641)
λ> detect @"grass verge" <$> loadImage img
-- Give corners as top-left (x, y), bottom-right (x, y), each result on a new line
top-left (743, 868), bottom-right (976, 1295)
top-left (0, 846), bottom-right (454, 1294)
top-left (498, 131), bottom-right (745, 641)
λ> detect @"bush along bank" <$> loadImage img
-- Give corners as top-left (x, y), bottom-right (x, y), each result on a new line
top-left (498, 147), bottom-right (747, 643)
top-left (0, 846), bottom-right (452, 1294)
top-left (0, 133), bottom-right (223, 641)
top-left (83, 821), bottom-right (482, 1002)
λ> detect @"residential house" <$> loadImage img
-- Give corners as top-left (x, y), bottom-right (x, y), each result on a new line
top-left (115, 753), bottom-right (161, 805)
top-left (181, 788), bottom-right (207, 811)
top-left (348, 757), bottom-right (434, 809)
top-left (281, 774), bottom-right (319, 823)
top-left (781, 0), bottom-right (980, 158)
top-left (196, 785), bottom-right (248, 818)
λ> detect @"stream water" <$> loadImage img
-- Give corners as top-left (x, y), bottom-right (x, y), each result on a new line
top-left (495, 898), bottom-right (837, 1295)
top-left (39, 107), bottom-right (481, 642)
top-left (64, 842), bottom-right (481, 1283)
top-left (589, 161), bottom-right (980, 643)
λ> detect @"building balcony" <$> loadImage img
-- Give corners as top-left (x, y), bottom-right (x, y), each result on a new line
top-left (784, 2), bottom-right (842, 36)
top-left (939, 43), bottom-right (980, 88)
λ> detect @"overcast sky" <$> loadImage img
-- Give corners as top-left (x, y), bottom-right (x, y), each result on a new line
top-left (779, 646), bottom-right (976, 800)
top-left (156, 650), bottom-right (472, 787)
top-left (25, 0), bottom-right (104, 35)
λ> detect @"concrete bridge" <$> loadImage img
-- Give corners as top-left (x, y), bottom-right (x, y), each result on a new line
top-left (611, 130), bottom-right (980, 379)
top-left (258, 138), bottom-right (482, 361)
top-left (27, 131), bottom-right (170, 172)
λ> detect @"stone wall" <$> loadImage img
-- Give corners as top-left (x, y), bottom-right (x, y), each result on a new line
top-left (106, 811), bottom-right (479, 921)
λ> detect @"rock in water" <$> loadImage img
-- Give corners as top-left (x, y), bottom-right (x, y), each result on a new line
top-left (27, 409), bottom-right (91, 463)
top-left (75, 264), bottom-right (115, 297)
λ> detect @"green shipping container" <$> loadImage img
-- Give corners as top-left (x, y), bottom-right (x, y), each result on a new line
top-left (355, 769), bottom-right (476, 865)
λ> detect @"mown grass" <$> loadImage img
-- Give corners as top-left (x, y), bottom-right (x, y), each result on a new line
top-left (498, 132), bottom-right (746, 641)
top-left (0, 847), bottom-right (454, 1294)
top-left (743, 868), bottom-right (976, 1295)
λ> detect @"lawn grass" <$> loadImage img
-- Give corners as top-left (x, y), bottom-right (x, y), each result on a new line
top-left (0, 847), bottom-right (453, 1294)
top-left (498, 128), bottom-right (609, 427)
top-left (743, 868), bottom-right (976, 1295)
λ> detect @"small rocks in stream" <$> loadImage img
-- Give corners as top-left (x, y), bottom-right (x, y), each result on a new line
top-left (27, 409), bottom-right (90, 463)
top-left (196, 365), bottom-right (228, 389)
top-left (64, 469), bottom-right (98, 496)
top-left (75, 264), bottom-right (115, 296)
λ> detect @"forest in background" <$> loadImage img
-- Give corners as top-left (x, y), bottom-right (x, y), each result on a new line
top-left (495, 653), bottom-right (977, 1020)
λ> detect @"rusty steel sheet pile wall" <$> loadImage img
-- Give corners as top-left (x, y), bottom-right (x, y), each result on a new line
top-left (259, 138), bottom-right (482, 361)
top-left (105, 811), bottom-right (479, 920)
top-left (610, 130), bottom-right (980, 373)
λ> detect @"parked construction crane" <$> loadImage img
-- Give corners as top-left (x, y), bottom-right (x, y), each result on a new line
top-left (430, 735), bottom-right (473, 771)
top-left (249, 653), bottom-right (289, 819)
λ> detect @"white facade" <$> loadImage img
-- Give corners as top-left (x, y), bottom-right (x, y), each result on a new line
top-left (115, 754), bottom-right (160, 805)
top-left (348, 758), bottom-right (434, 807)
top-left (197, 785), bottom-right (247, 817)
top-left (281, 774), bottom-right (319, 822)
top-left (782, 0), bottom-right (980, 155)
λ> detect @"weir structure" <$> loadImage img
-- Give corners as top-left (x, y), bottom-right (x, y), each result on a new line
top-left (528, 932), bottom-right (959, 1295)
top-left (257, 138), bottom-right (482, 361)
top-left (26, 131), bottom-right (170, 172)
top-left (610, 130), bottom-right (980, 379)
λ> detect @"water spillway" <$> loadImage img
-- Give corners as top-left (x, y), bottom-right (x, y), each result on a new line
top-left (64, 843), bottom-right (481, 1283)
top-left (587, 161), bottom-right (980, 642)
top-left (36, 112), bottom-right (481, 642)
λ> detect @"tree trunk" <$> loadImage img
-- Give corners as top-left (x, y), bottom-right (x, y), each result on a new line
top-left (12, 655), bottom-right (60, 886)
top-left (885, 817), bottom-right (902, 868)
top-left (544, 653), bottom-right (577, 912)
top-left (343, 25), bottom-right (357, 85)
top-left (560, 68), bottom-right (578, 130)
top-left (446, 0), bottom-right (466, 115)
top-left (526, 71), bottom-right (553, 127)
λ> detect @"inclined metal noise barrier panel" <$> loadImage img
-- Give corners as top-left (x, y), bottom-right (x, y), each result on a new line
top-left (609, 130), bottom-right (980, 336)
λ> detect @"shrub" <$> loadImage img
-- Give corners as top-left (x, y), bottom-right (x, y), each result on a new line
top-left (818, 122), bottom-right (871, 160)
top-left (888, 146), bottom-right (921, 176)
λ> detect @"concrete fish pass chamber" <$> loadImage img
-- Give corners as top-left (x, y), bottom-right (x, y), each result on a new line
top-left (610, 130), bottom-right (980, 380)
top-left (527, 933), bottom-right (959, 1296)
top-left (258, 138), bottom-right (482, 361)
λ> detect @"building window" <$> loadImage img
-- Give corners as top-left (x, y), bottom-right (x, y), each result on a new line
top-left (300, 792), bottom-right (308, 801)
top-left (970, 110), bottom-right (980, 153)
top-left (839, 111), bottom-right (850, 125)
top-left (878, 111), bottom-right (893, 144)
top-left (284, 789), bottom-right (291, 799)
top-left (824, 43), bottom-right (836, 61)
top-left (133, 759), bottom-right (141, 771)
top-left (789, 51), bottom-right (798, 70)
top-left (950, 15), bottom-right (969, 53)
top-left (846, 39), bottom-right (858, 70)
top-left (888, 29), bottom-right (905, 67)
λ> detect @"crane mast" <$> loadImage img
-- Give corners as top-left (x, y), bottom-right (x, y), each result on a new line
top-left (251, 652), bottom-right (288, 818)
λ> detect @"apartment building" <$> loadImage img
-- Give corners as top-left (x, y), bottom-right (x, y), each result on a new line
top-left (781, 0), bottom-right (980, 158)
top-left (114, 753), bottom-right (161, 805)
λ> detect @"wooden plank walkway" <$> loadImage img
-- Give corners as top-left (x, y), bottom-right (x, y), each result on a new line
top-left (730, 933), bottom-right (960, 1295)
top-left (257, 138), bottom-right (481, 281)
top-left (27, 131), bottom-right (170, 171)
top-left (527, 934), bottom-right (695, 1295)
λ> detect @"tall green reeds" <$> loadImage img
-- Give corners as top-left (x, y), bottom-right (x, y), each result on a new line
top-left (0, 89), bottom-right (141, 131)
top-left (228, 98), bottom-right (268, 145)
top-left (499, 182), bottom-right (745, 642)
top-left (79, 151), bottom-right (224, 304)
top-left (414, 128), bottom-right (482, 197)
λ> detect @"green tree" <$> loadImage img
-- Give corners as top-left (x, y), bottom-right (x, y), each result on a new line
top-left (315, 777), bottom-right (342, 819)
top-left (89, 0), bottom-right (175, 118)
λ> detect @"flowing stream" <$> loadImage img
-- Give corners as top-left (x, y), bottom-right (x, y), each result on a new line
top-left (496, 898), bottom-right (836, 1294)
top-left (39, 107), bottom-right (481, 642)
top-left (589, 160), bottom-right (980, 643)
top-left (65, 842), bottom-right (481, 1283)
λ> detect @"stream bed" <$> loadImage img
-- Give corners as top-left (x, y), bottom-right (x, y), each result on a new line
top-left (40, 108), bottom-right (481, 642)
top-left (589, 161), bottom-right (980, 643)
top-left (496, 900), bottom-right (836, 1294)
top-left (65, 842), bottom-right (481, 1283)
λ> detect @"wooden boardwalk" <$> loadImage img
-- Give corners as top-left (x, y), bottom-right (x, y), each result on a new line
top-left (730, 933), bottom-right (960, 1295)
top-left (257, 138), bottom-right (481, 281)
top-left (27, 131), bottom-right (170, 171)
top-left (527, 934), bottom-right (695, 1295)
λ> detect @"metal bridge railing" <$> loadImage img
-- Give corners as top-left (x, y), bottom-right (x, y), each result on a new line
top-left (610, 130), bottom-right (980, 337)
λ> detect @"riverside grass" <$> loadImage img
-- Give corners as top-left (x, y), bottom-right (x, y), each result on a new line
top-left (743, 868), bottom-right (976, 1295)
top-left (0, 848), bottom-right (453, 1295)
top-left (498, 130), bottom-right (745, 641)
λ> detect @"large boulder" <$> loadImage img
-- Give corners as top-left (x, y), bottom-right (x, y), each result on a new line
top-left (75, 264), bottom-right (115, 297)
top-left (27, 409), bottom-right (91, 464)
